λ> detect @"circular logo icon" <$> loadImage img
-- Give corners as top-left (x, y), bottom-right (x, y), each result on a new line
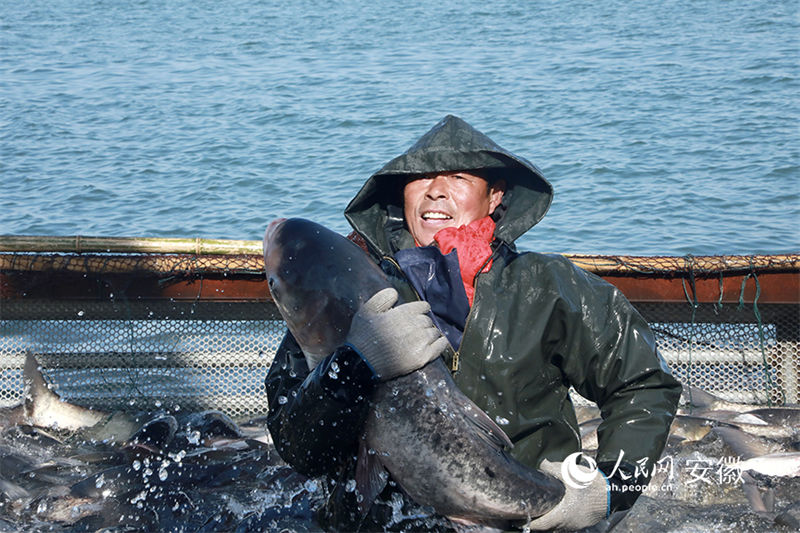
top-left (561, 452), bottom-right (599, 489)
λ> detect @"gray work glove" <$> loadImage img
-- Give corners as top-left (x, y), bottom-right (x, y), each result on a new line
top-left (527, 458), bottom-right (609, 531)
top-left (346, 288), bottom-right (449, 380)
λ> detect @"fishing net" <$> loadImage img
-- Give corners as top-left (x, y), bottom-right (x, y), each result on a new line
top-left (1, 249), bottom-right (798, 417)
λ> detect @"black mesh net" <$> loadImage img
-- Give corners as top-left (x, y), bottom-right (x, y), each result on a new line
top-left (1, 251), bottom-right (798, 415)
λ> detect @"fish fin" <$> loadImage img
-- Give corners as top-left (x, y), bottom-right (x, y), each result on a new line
top-left (457, 397), bottom-right (514, 451)
top-left (741, 471), bottom-right (774, 513)
top-left (0, 478), bottom-right (30, 500)
top-left (711, 426), bottom-right (775, 459)
top-left (129, 415), bottom-right (178, 449)
top-left (355, 439), bottom-right (387, 516)
top-left (23, 351), bottom-right (53, 410)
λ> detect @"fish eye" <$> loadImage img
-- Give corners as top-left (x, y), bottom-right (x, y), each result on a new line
top-left (268, 277), bottom-right (279, 297)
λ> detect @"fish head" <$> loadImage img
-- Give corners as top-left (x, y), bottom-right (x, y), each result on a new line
top-left (264, 218), bottom-right (321, 316)
top-left (263, 218), bottom-right (389, 360)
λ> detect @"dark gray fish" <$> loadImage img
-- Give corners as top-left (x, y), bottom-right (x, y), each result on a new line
top-left (263, 217), bottom-right (564, 527)
top-left (127, 414), bottom-right (178, 450)
top-left (177, 410), bottom-right (244, 445)
top-left (0, 357), bottom-right (291, 531)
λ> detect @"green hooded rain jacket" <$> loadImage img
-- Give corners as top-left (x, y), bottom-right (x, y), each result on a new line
top-left (265, 115), bottom-right (682, 530)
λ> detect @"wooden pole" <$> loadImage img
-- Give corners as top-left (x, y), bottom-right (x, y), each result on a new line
top-left (0, 235), bottom-right (262, 255)
top-left (0, 235), bottom-right (798, 275)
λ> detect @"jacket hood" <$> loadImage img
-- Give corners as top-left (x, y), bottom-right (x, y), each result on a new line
top-left (345, 115), bottom-right (553, 256)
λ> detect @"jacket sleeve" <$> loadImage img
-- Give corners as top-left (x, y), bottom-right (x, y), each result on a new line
top-left (265, 331), bottom-right (378, 477)
top-left (544, 257), bottom-right (682, 511)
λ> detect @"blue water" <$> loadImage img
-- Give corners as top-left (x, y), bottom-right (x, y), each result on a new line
top-left (1, 0), bottom-right (798, 255)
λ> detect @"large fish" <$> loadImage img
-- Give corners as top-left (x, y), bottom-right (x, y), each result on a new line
top-left (263, 217), bottom-right (564, 527)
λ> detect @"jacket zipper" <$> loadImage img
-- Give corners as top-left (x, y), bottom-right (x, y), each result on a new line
top-left (383, 253), bottom-right (469, 373)
top-left (381, 255), bottom-right (423, 301)
top-left (384, 244), bottom-right (500, 375)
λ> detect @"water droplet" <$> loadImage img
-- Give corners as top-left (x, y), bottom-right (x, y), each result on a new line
top-left (77, 310), bottom-right (85, 317)
top-left (304, 479), bottom-right (318, 492)
top-left (345, 479), bottom-right (356, 492)
top-left (277, 395), bottom-right (288, 405)
top-left (95, 474), bottom-right (105, 489)
top-left (495, 415), bottom-right (510, 425)
top-left (169, 450), bottom-right (186, 463)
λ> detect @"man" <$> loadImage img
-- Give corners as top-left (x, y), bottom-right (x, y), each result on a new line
top-left (265, 115), bottom-right (682, 531)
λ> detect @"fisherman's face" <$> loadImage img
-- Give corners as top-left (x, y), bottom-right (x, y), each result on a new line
top-left (403, 171), bottom-right (505, 246)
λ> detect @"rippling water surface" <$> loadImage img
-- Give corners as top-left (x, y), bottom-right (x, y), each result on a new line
top-left (2, 0), bottom-right (798, 255)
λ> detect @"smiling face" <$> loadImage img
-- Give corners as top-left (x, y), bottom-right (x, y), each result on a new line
top-left (402, 171), bottom-right (505, 246)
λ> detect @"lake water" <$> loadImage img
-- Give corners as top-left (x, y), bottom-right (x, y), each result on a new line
top-left (2, 0), bottom-right (798, 255)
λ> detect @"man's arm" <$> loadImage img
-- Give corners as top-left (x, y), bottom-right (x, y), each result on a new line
top-left (265, 332), bottom-right (377, 477)
top-left (265, 288), bottom-right (447, 478)
top-left (546, 257), bottom-right (682, 512)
